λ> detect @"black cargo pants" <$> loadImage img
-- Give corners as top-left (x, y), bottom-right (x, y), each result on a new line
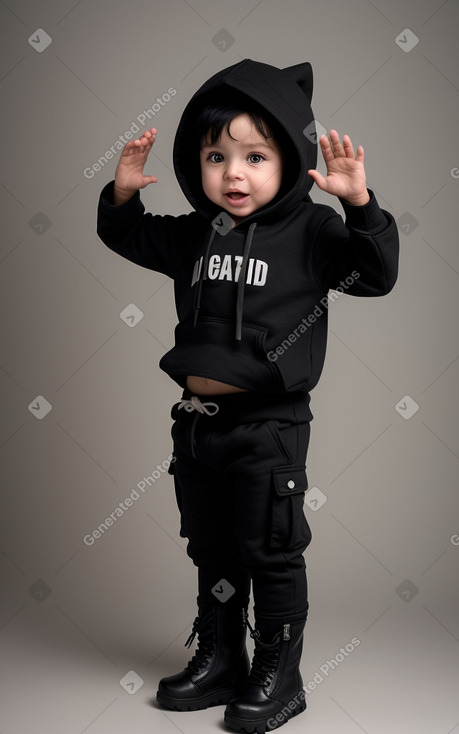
top-left (168, 389), bottom-right (313, 623)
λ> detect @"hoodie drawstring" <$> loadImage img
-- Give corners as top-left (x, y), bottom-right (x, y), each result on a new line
top-left (193, 227), bottom-right (217, 329)
top-left (193, 222), bottom-right (258, 342)
top-left (235, 222), bottom-right (257, 341)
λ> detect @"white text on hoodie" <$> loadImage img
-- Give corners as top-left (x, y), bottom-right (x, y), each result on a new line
top-left (191, 255), bottom-right (268, 287)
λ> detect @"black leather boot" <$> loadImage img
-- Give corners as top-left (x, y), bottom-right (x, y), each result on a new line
top-left (224, 612), bottom-right (307, 732)
top-left (156, 605), bottom-right (250, 711)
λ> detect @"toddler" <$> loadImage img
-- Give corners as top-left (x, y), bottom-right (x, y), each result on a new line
top-left (97, 58), bottom-right (399, 732)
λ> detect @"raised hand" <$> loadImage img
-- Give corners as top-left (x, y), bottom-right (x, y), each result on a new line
top-left (308, 130), bottom-right (370, 206)
top-left (114, 127), bottom-right (158, 204)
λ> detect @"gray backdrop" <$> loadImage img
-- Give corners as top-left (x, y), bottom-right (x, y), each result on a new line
top-left (1, 1), bottom-right (458, 732)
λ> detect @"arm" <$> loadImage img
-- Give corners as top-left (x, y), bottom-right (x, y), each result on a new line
top-left (96, 128), bottom-right (184, 277)
top-left (308, 130), bottom-right (399, 295)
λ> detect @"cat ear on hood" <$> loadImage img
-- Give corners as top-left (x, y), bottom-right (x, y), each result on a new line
top-left (283, 62), bottom-right (313, 103)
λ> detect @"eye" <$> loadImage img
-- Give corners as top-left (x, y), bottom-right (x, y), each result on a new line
top-left (248, 154), bottom-right (265, 164)
top-left (208, 153), bottom-right (224, 163)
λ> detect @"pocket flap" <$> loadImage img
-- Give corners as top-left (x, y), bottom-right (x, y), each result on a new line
top-left (272, 465), bottom-right (308, 496)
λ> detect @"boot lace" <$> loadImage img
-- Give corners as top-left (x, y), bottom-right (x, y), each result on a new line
top-left (184, 613), bottom-right (216, 675)
top-left (243, 610), bottom-right (281, 687)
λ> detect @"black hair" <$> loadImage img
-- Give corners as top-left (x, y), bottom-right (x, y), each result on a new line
top-left (198, 104), bottom-right (275, 148)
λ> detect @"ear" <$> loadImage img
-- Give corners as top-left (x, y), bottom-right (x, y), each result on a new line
top-left (283, 62), bottom-right (313, 103)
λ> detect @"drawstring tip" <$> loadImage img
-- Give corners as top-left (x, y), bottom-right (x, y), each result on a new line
top-left (242, 609), bottom-right (259, 640)
top-left (184, 617), bottom-right (199, 648)
top-left (184, 632), bottom-right (195, 648)
top-left (184, 629), bottom-right (197, 648)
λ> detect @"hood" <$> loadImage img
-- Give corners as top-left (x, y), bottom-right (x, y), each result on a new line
top-left (173, 58), bottom-right (317, 224)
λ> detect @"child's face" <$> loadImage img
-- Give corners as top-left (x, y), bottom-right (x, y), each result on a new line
top-left (200, 113), bottom-right (283, 225)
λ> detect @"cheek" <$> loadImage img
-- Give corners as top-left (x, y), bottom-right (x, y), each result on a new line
top-left (260, 167), bottom-right (282, 196)
top-left (201, 167), bottom-right (218, 194)
top-left (270, 166), bottom-right (283, 194)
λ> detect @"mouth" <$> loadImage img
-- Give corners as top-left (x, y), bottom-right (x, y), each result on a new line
top-left (224, 191), bottom-right (249, 206)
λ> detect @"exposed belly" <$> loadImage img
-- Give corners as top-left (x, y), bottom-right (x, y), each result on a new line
top-left (186, 375), bottom-right (248, 395)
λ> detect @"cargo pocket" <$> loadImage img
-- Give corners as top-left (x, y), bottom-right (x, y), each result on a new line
top-left (265, 419), bottom-right (297, 464)
top-left (270, 465), bottom-right (312, 551)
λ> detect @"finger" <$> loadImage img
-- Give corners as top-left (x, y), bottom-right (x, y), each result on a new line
top-left (131, 129), bottom-right (157, 148)
top-left (142, 128), bottom-right (157, 142)
top-left (328, 129), bottom-right (345, 157)
top-left (139, 127), bottom-right (157, 139)
top-left (342, 134), bottom-right (355, 158)
top-left (122, 140), bottom-right (140, 156)
top-left (355, 144), bottom-right (365, 163)
top-left (139, 131), bottom-right (157, 146)
top-left (307, 169), bottom-right (328, 190)
top-left (319, 134), bottom-right (335, 164)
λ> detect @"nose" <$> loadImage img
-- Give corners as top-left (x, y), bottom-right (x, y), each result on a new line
top-left (224, 157), bottom-right (244, 181)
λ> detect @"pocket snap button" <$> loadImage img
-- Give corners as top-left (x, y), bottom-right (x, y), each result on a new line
top-left (287, 480), bottom-right (295, 489)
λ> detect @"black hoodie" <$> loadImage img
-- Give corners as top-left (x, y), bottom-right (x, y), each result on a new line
top-left (97, 59), bottom-right (399, 393)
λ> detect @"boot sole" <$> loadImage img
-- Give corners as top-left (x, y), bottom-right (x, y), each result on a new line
top-left (156, 687), bottom-right (237, 711)
top-left (224, 697), bottom-right (306, 733)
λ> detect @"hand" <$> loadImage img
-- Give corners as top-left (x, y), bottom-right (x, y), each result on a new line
top-left (308, 130), bottom-right (370, 206)
top-left (114, 127), bottom-right (158, 204)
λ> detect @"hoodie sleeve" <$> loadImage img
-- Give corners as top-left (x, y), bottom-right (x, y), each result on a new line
top-left (311, 189), bottom-right (399, 296)
top-left (96, 180), bottom-right (189, 278)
